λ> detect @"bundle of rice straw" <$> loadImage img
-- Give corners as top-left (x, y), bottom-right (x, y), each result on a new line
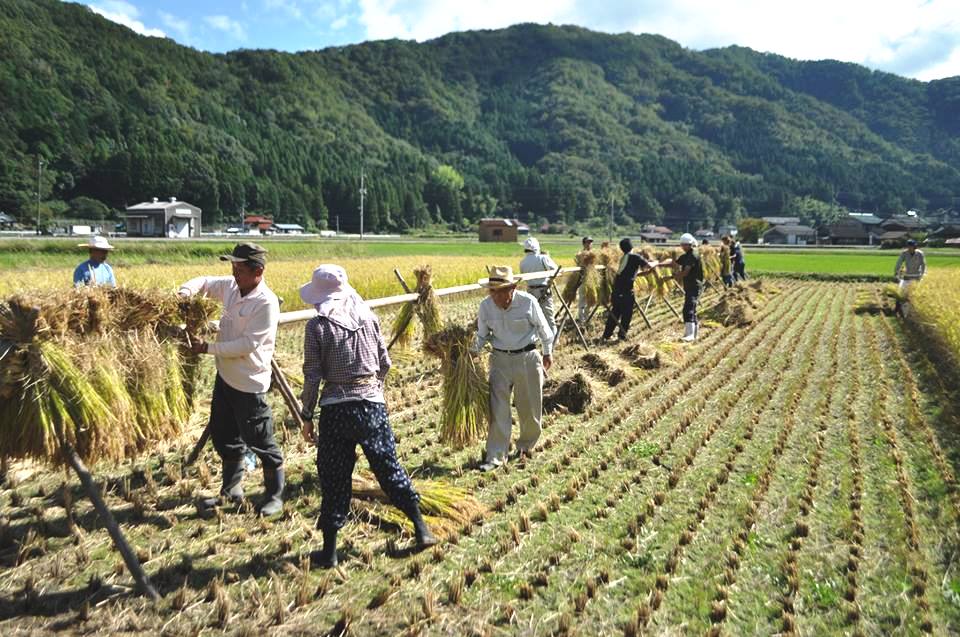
top-left (423, 325), bottom-right (489, 448)
top-left (597, 247), bottom-right (619, 307)
top-left (563, 250), bottom-right (599, 306)
top-left (699, 245), bottom-right (722, 282)
top-left (351, 473), bottom-right (485, 538)
top-left (390, 265), bottom-right (443, 348)
top-left (0, 288), bottom-right (217, 465)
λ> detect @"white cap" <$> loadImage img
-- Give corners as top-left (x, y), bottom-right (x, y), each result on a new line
top-left (523, 237), bottom-right (540, 253)
top-left (679, 233), bottom-right (697, 246)
top-left (78, 236), bottom-right (115, 250)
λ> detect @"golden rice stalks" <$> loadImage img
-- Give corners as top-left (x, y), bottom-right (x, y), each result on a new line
top-left (414, 266), bottom-right (443, 338)
top-left (390, 302), bottom-right (416, 349)
top-left (351, 474), bottom-right (485, 527)
top-left (597, 248), bottom-right (619, 307)
top-left (699, 246), bottom-right (722, 282)
top-left (424, 325), bottom-right (489, 448)
top-left (0, 288), bottom-right (216, 465)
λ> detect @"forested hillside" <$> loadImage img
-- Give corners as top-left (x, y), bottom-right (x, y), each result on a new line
top-left (1, 0), bottom-right (959, 231)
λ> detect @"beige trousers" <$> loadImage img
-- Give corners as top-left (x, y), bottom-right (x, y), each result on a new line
top-left (528, 287), bottom-right (557, 335)
top-left (486, 349), bottom-right (544, 462)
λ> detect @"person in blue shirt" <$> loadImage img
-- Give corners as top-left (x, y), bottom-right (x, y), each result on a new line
top-left (73, 236), bottom-right (117, 287)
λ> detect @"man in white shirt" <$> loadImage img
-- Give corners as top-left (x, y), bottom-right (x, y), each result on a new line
top-left (519, 237), bottom-right (559, 335)
top-left (178, 243), bottom-right (285, 516)
top-left (473, 265), bottom-right (554, 471)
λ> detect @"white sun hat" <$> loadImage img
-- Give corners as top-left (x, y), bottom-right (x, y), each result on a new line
top-left (78, 236), bottom-right (115, 250)
top-left (679, 233), bottom-right (697, 246)
top-left (523, 237), bottom-right (541, 253)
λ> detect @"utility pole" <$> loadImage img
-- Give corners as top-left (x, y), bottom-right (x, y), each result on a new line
top-left (608, 192), bottom-right (614, 243)
top-left (336, 215), bottom-right (340, 234)
top-left (359, 170), bottom-right (366, 240)
top-left (36, 157), bottom-right (44, 235)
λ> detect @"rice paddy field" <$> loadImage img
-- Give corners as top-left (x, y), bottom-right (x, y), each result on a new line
top-left (2, 239), bottom-right (960, 636)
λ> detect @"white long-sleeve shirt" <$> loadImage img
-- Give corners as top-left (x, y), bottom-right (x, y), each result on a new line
top-left (519, 252), bottom-right (559, 288)
top-left (894, 250), bottom-right (926, 280)
top-left (474, 290), bottom-right (554, 356)
top-left (178, 276), bottom-right (280, 394)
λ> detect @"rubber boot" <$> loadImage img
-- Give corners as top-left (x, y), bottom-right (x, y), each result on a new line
top-left (681, 322), bottom-right (696, 342)
top-left (693, 322), bottom-right (699, 340)
top-left (257, 466), bottom-right (284, 516)
top-left (310, 527), bottom-right (338, 569)
top-left (402, 502), bottom-right (439, 550)
top-left (201, 460), bottom-right (244, 510)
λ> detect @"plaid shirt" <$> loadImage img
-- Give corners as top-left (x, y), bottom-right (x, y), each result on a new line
top-left (300, 313), bottom-right (390, 419)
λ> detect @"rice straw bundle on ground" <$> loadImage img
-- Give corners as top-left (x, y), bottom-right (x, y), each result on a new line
top-left (543, 373), bottom-right (593, 414)
top-left (0, 288), bottom-right (217, 465)
top-left (620, 342), bottom-right (661, 369)
top-left (350, 473), bottom-right (484, 539)
top-left (703, 287), bottom-right (758, 326)
top-left (423, 325), bottom-right (489, 448)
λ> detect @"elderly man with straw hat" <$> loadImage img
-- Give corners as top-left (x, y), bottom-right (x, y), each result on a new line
top-left (73, 236), bottom-right (117, 287)
top-left (178, 243), bottom-right (285, 516)
top-left (299, 264), bottom-right (436, 567)
top-left (474, 265), bottom-right (554, 471)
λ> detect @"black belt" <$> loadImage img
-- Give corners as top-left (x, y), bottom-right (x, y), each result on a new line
top-left (493, 343), bottom-right (536, 354)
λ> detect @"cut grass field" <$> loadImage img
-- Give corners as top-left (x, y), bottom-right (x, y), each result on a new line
top-left (1, 279), bottom-right (959, 635)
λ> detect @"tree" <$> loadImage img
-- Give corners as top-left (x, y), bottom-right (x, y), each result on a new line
top-left (737, 217), bottom-right (770, 242)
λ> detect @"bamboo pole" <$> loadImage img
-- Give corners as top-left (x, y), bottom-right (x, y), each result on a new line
top-left (61, 441), bottom-right (160, 602)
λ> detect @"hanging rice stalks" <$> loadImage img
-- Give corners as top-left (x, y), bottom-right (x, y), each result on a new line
top-left (390, 302), bottom-right (417, 349)
top-left (596, 247), bottom-right (619, 307)
top-left (390, 265), bottom-right (443, 349)
top-left (0, 288), bottom-right (217, 465)
top-left (699, 245), bottom-right (722, 283)
top-left (423, 325), bottom-right (489, 448)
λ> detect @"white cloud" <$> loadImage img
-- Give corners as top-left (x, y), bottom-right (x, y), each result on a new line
top-left (87, 1), bottom-right (165, 38)
top-left (205, 15), bottom-right (249, 42)
top-left (353, 0), bottom-right (960, 79)
top-left (158, 11), bottom-right (190, 40)
top-left (264, 0), bottom-right (303, 20)
top-left (330, 14), bottom-right (350, 30)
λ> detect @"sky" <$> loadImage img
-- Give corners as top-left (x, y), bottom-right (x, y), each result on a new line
top-left (78, 0), bottom-right (960, 81)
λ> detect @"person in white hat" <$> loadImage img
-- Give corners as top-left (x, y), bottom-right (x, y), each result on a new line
top-left (73, 236), bottom-right (117, 287)
top-left (473, 265), bottom-right (554, 471)
top-left (177, 243), bottom-right (285, 517)
top-left (519, 237), bottom-right (559, 335)
top-left (673, 233), bottom-right (704, 342)
top-left (298, 264), bottom-right (436, 567)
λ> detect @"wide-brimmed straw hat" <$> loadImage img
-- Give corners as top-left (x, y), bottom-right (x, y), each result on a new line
top-left (78, 236), bottom-right (115, 250)
top-left (300, 264), bottom-right (354, 305)
top-left (479, 265), bottom-right (518, 289)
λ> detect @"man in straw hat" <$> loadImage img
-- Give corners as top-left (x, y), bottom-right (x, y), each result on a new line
top-left (474, 265), bottom-right (554, 471)
top-left (299, 264), bottom-right (436, 567)
top-left (519, 236), bottom-right (559, 335)
top-left (177, 243), bottom-right (285, 516)
top-left (73, 236), bottom-right (117, 287)
top-left (673, 233), bottom-right (705, 342)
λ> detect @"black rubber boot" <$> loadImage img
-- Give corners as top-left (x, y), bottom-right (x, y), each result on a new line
top-left (257, 466), bottom-right (284, 516)
top-left (201, 460), bottom-right (244, 510)
top-left (402, 502), bottom-right (438, 550)
top-left (310, 528), bottom-right (338, 568)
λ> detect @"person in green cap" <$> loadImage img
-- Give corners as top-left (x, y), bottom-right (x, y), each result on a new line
top-left (177, 243), bottom-right (285, 516)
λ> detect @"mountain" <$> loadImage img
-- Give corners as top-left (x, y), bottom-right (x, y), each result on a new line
top-left (1, 0), bottom-right (959, 232)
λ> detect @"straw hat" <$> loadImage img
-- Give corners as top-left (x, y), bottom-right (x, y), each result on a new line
top-left (78, 236), bottom-right (115, 250)
top-left (300, 264), bottom-right (354, 305)
top-left (480, 265), bottom-right (518, 289)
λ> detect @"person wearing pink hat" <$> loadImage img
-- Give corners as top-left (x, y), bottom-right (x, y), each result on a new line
top-left (298, 264), bottom-right (436, 568)
top-left (73, 236), bottom-right (117, 287)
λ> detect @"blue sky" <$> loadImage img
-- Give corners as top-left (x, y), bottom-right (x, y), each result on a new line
top-left (79, 0), bottom-right (960, 81)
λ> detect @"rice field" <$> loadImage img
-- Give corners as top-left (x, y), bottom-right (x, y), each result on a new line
top-left (2, 273), bottom-right (959, 636)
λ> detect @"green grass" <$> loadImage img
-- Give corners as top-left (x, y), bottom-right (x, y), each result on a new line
top-left (745, 250), bottom-right (960, 276)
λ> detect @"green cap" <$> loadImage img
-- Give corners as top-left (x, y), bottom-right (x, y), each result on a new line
top-left (220, 243), bottom-right (267, 267)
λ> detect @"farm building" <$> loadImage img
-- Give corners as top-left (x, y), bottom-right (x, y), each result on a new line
top-left (0, 212), bottom-right (15, 229)
top-left (823, 213), bottom-right (884, 245)
top-left (243, 215), bottom-right (274, 235)
top-left (273, 223), bottom-right (305, 235)
top-left (125, 197), bottom-right (201, 238)
top-left (639, 231), bottom-right (669, 244)
top-left (763, 224), bottom-right (816, 245)
top-left (478, 218), bottom-right (520, 242)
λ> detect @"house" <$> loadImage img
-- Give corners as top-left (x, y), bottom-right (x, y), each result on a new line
top-left (273, 223), bottom-right (305, 235)
top-left (763, 224), bottom-right (817, 245)
top-left (823, 213), bottom-right (884, 245)
top-left (513, 220), bottom-right (530, 236)
top-left (125, 197), bottom-right (201, 238)
top-left (641, 224), bottom-right (674, 236)
top-left (694, 229), bottom-right (715, 240)
top-left (0, 212), bottom-right (15, 229)
top-left (929, 224), bottom-right (960, 241)
top-left (761, 216), bottom-right (800, 226)
top-left (243, 215), bottom-right (274, 235)
top-left (478, 218), bottom-right (519, 242)
top-left (639, 232), bottom-right (669, 244)
top-left (881, 215), bottom-right (928, 233)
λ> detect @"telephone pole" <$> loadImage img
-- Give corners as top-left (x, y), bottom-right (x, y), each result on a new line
top-left (36, 157), bottom-right (44, 235)
top-left (359, 170), bottom-right (367, 240)
top-left (608, 192), bottom-right (614, 243)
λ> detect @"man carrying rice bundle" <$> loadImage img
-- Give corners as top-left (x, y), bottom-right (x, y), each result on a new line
top-left (519, 237), bottom-right (559, 335)
top-left (576, 236), bottom-right (595, 324)
top-left (298, 265), bottom-right (436, 568)
top-left (673, 233), bottom-right (705, 342)
top-left (73, 236), bottom-right (117, 287)
top-left (178, 243), bottom-right (285, 516)
top-left (473, 265), bottom-right (554, 471)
